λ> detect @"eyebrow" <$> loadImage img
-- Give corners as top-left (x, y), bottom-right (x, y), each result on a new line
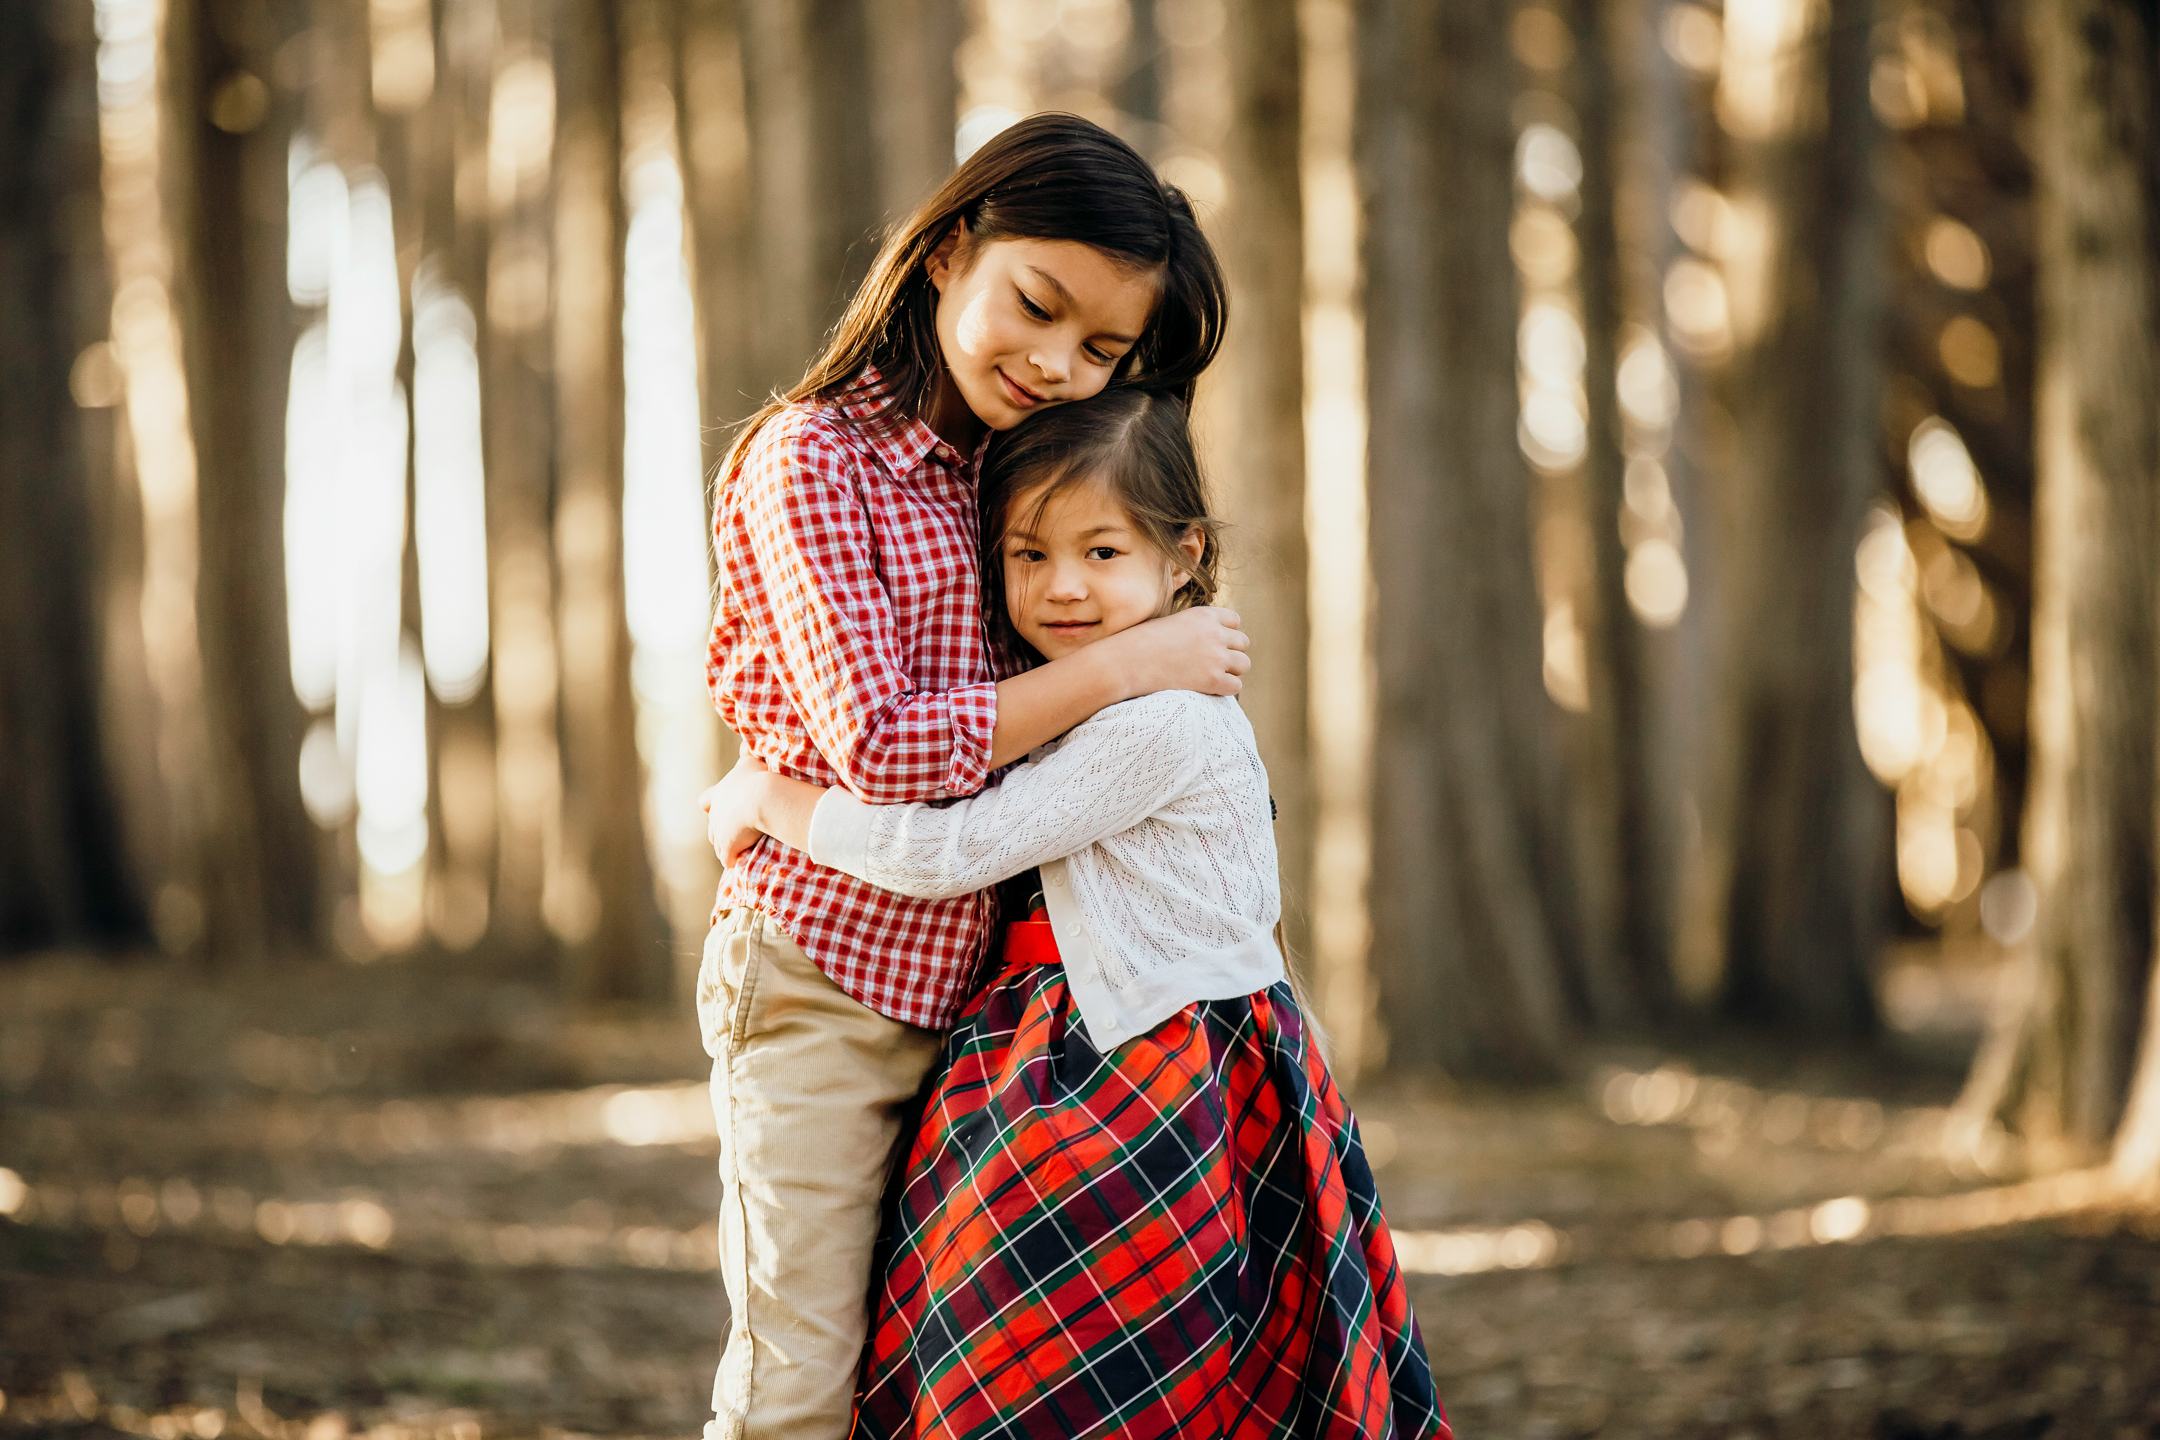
top-left (1025, 266), bottom-right (1139, 345)
top-left (1004, 524), bottom-right (1132, 543)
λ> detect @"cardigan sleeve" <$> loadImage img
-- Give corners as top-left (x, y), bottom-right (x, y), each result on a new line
top-left (805, 693), bottom-right (1206, 900)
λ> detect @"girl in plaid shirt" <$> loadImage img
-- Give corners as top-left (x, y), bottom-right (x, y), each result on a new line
top-left (696, 115), bottom-right (1249, 1440)
top-left (708, 391), bottom-right (1450, 1439)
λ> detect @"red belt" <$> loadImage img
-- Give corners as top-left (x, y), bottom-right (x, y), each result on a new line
top-left (1004, 908), bottom-right (1060, 968)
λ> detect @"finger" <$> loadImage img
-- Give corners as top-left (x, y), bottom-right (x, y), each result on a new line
top-left (1223, 651), bottom-right (1252, 676)
top-left (1221, 626), bottom-right (1251, 651)
top-left (698, 784), bottom-right (717, 813)
top-left (1213, 608), bottom-right (1242, 628)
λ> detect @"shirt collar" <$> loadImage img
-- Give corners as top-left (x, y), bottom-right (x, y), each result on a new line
top-left (834, 365), bottom-right (966, 477)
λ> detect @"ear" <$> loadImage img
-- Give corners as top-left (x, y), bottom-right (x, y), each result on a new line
top-left (926, 217), bottom-right (970, 294)
top-left (1169, 524), bottom-right (1205, 592)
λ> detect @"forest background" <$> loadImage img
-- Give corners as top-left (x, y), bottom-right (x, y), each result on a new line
top-left (4, 0), bottom-right (2160, 1435)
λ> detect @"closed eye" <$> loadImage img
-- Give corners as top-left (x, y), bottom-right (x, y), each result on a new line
top-left (1016, 289), bottom-right (1050, 321)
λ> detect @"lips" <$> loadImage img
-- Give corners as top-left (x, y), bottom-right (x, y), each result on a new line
top-left (997, 369), bottom-right (1045, 408)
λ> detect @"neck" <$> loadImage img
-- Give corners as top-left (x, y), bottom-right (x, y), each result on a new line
top-left (924, 368), bottom-right (988, 454)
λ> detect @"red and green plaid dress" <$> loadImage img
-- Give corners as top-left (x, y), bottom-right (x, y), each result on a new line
top-left (851, 920), bottom-right (1450, 1439)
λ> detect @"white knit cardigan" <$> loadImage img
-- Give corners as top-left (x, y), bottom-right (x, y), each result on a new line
top-left (806, 690), bottom-right (1284, 1049)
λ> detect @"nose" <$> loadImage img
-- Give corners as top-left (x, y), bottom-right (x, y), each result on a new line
top-left (1028, 341), bottom-right (1072, 387)
top-left (1044, 555), bottom-right (1088, 601)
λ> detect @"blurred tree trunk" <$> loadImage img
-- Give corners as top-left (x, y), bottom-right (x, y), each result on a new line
top-left (1964, 0), bottom-right (2158, 1165)
top-left (1356, 0), bottom-right (1578, 1078)
top-left (865, 0), bottom-right (960, 226)
top-left (484, 1), bottom-right (566, 953)
top-left (169, 0), bottom-right (321, 965)
top-left (0, 0), bottom-right (146, 952)
top-left (1217, 0), bottom-right (1315, 980)
top-left (698, 0), bottom-right (952, 411)
top-left (548, 0), bottom-right (668, 1004)
top-left (674, 0), bottom-right (750, 849)
top-left (737, 0), bottom-right (878, 389)
top-left (1624, 0), bottom-right (1719, 1014)
top-left (678, 0), bottom-right (756, 433)
top-left (1118, 0), bottom-right (1162, 125)
top-left (1701, 0), bottom-right (1884, 1035)
top-left (1562, 0), bottom-right (1669, 1028)
top-left (406, 0), bottom-right (498, 952)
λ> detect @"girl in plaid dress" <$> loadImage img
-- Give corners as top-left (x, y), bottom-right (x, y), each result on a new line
top-left (695, 114), bottom-right (1252, 1440)
top-left (705, 390), bottom-right (1450, 1440)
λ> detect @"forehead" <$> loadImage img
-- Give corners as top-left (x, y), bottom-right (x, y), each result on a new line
top-left (982, 238), bottom-right (1159, 337)
top-left (1006, 475), bottom-right (1129, 537)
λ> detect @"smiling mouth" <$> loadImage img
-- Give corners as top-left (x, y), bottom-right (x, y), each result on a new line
top-left (998, 369), bottom-right (1046, 407)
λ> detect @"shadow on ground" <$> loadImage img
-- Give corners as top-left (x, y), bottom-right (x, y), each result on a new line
top-left (1, 950), bottom-right (2155, 1439)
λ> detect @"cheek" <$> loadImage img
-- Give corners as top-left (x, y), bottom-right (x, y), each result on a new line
top-left (953, 288), bottom-right (1000, 360)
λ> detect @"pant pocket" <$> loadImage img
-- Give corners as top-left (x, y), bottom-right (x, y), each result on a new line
top-left (696, 917), bottom-right (764, 1059)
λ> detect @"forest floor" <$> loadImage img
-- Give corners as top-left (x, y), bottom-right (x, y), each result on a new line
top-left (1, 944), bottom-right (2156, 1440)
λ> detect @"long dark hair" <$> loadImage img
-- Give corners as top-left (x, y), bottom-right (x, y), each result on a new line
top-left (978, 388), bottom-right (1221, 668)
top-left (721, 113), bottom-right (1227, 483)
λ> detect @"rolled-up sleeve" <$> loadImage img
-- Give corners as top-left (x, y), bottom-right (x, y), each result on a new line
top-left (726, 415), bottom-right (996, 803)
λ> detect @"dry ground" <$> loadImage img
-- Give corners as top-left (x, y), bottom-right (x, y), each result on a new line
top-left (1, 949), bottom-right (2155, 1440)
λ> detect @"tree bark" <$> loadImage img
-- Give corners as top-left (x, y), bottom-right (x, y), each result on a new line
top-left (169, 0), bottom-right (321, 965)
top-left (1216, 0), bottom-right (1315, 983)
top-left (1964, 0), bottom-right (2157, 1161)
top-left (0, 0), bottom-right (146, 953)
top-left (678, 0), bottom-right (757, 433)
top-left (1356, 0), bottom-right (1579, 1078)
top-left (1615, 0), bottom-right (1720, 1011)
top-left (736, 0), bottom-right (879, 391)
top-left (552, 0), bottom-right (668, 1004)
top-left (482, 0), bottom-right (566, 953)
top-left (1705, 0), bottom-right (1885, 1035)
top-left (864, 0), bottom-right (960, 226)
top-left (402, 0), bottom-right (501, 952)
top-left (1562, 0), bottom-right (1673, 1028)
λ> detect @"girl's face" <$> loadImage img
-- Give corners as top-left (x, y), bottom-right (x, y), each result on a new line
top-left (928, 232), bottom-right (1158, 432)
top-left (999, 477), bottom-right (1204, 662)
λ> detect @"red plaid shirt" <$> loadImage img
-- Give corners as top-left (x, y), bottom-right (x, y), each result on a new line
top-left (706, 373), bottom-right (998, 1029)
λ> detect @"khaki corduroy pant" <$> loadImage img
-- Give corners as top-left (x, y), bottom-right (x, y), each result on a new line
top-left (696, 908), bottom-right (943, 1440)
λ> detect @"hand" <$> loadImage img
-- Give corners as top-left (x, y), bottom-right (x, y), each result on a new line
top-left (1102, 605), bottom-right (1251, 698)
top-left (700, 754), bottom-right (776, 867)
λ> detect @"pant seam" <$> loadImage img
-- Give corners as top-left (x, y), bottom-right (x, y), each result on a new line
top-left (730, 914), bottom-right (764, 1053)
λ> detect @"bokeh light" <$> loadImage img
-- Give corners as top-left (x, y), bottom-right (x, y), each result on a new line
top-left (412, 264), bottom-right (492, 705)
top-left (1924, 216), bottom-right (1990, 290)
top-left (1515, 124), bottom-right (1582, 208)
top-left (1852, 504), bottom-right (1993, 917)
top-left (1908, 416), bottom-right (1989, 539)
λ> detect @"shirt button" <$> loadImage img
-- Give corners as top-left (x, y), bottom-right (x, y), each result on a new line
top-left (1046, 871), bottom-right (1064, 888)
